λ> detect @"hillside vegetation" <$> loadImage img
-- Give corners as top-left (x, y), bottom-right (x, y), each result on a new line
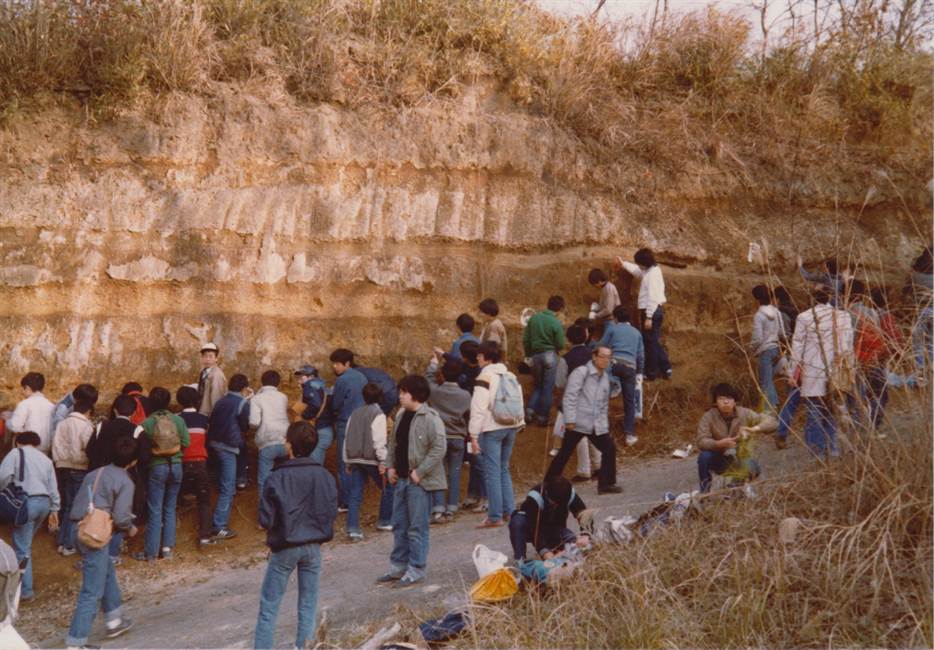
top-left (1, 0), bottom-right (931, 197)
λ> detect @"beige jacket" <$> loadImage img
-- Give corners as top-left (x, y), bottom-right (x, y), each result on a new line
top-left (51, 412), bottom-right (94, 470)
top-left (696, 406), bottom-right (777, 451)
top-left (480, 318), bottom-right (508, 355)
top-left (199, 366), bottom-right (228, 416)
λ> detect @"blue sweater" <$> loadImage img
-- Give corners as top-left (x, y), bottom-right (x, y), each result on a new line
top-left (597, 322), bottom-right (645, 373)
top-left (330, 368), bottom-right (367, 428)
top-left (207, 392), bottom-right (250, 450)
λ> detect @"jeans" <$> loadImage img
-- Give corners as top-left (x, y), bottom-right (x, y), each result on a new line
top-left (237, 443), bottom-right (249, 486)
top-left (465, 452), bottom-right (485, 500)
top-left (212, 448), bottom-right (238, 531)
top-left (57, 469), bottom-right (86, 550)
top-left (253, 543), bottom-right (322, 650)
top-left (431, 438), bottom-right (466, 514)
top-left (758, 347), bottom-right (780, 409)
top-left (863, 365), bottom-right (889, 428)
top-left (145, 462), bottom-right (182, 558)
top-left (777, 387), bottom-right (802, 439)
top-left (529, 351), bottom-right (558, 422)
top-left (388, 479), bottom-right (431, 579)
top-left (804, 396), bottom-right (838, 458)
top-left (12, 495), bottom-right (50, 598)
top-left (548, 430), bottom-right (617, 489)
top-left (346, 464), bottom-right (394, 534)
top-left (310, 425), bottom-right (333, 466)
top-left (335, 422), bottom-right (349, 507)
top-left (182, 461), bottom-right (213, 540)
top-left (257, 444), bottom-right (287, 496)
top-left (479, 428), bottom-right (517, 522)
top-left (611, 362), bottom-right (638, 434)
top-left (698, 450), bottom-right (740, 492)
top-left (65, 543), bottom-right (123, 647)
top-left (109, 531), bottom-right (124, 561)
top-left (641, 305), bottom-right (672, 378)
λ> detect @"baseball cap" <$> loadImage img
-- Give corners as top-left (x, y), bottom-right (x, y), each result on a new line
top-left (294, 365), bottom-right (318, 377)
top-left (200, 342), bottom-right (219, 354)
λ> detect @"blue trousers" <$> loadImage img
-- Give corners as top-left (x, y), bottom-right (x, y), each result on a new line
top-left (253, 543), bottom-right (322, 649)
top-left (144, 462), bottom-right (182, 558)
top-left (641, 305), bottom-right (672, 378)
top-left (257, 444), bottom-right (287, 495)
top-left (65, 543), bottom-right (123, 647)
top-left (479, 428), bottom-right (517, 523)
top-left (388, 479), bottom-right (431, 579)
top-left (431, 438), bottom-right (466, 514)
top-left (346, 464), bottom-right (393, 534)
top-left (12, 495), bottom-right (50, 598)
top-left (758, 347), bottom-right (780, 409)
top-left (611, 363), bottom-right (638, 434)
top-left (804, 397), bottom-right (838, 458)
top-left (777, 387), bottom-right (802, 439)
top-left (211, 448), bottom-right (238, 531)
top-left (310, 425), bottom-right (333, 466)
top-left (57, 469), bottom-right (86, 550)
top-left (528, 351), bottom-right (558, 422)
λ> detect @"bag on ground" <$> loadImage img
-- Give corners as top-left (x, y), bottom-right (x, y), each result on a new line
top-left (491, 372), bottom-right (524, 425)
top-left (469, 567), bottom-right (518, 603)
top-left (472, 543), bottom-right (507, 578)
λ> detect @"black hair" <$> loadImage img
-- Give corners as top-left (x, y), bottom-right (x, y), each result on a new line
top-left (711, 383), bottom-right (741, 402)
top-left (612, 305), bottom-right (631, 323)
top-left (113, 394), bottom-right (137, 417)
top-left (20, 372), bottom-right (44, 393)
top-left (74, 383), bottom-right (99, 405)
top-left (870, 287), bottom-right (888, 309)
top-left (824, 257), bottom-right (839, 276)
top-left (455, 313), bottom-right (475, 334)
top-left (543, 475), bottom-right (572, 507)
top-left (329, 348), bottom-right (354, 365)
top-left (547, 295), bottom-right (565, 312)
top-left (261, 370), bottom-right (281, 387)
top-left (441, 358), bottom-right (463, 383)
top-left (14, 431), bottom-right (41, 447)
top-left (286, 421), bottom-right (318, 458)
top-left (588, 268), bottom-right (608, 285)
top-left (813, 289), bottom-right (831, 305)
top-left (773, 285), bottom-right (793, 307)
top-left (362, 382), bottom-right (383, 405)
top-left (847, 278), bottom-right (866, 297)
top-left (478, 340), bottom-right (502, 364)
top-left (398, 374), bottom-right (431, 404)
top-left (478, 298), bottom-right (499, 317)
top-left (176, 385), bottom-right (199, 410)
top-left (113, 437), bottom-right (139, 468)
top-left (229, 374), bottom-right (249, 393)
top-left (149, 387), bottom-right (171, 411)
top-left (752, 284), bottom-right (772, 306)
top-left (912, 248), bottom-right (933, 274)
top-left (459, 340), bottom-right (480, 365)
top-left (121, 382), bottom-right (143, 394)
top-left (566, 325), bottom-right (587, 345)
top-left (634, 248), bottom-right (656, 268)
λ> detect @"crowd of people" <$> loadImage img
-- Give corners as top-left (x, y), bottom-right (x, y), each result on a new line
top-left (0, 245), bottom-right (930, 649)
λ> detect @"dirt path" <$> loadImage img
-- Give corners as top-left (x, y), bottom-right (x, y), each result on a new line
top-left (26, 440), bottom-right (810, 649)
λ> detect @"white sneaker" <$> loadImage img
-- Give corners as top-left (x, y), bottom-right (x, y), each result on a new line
top-left (548, 448), bottom-right (559, 457)
top-left (625, 435), bottom-right (638, 447)
top-left (375, 523), bottom-right (393, 532)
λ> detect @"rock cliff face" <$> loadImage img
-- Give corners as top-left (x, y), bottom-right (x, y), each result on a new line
top-left (0, 86), bottom-right (927, 400)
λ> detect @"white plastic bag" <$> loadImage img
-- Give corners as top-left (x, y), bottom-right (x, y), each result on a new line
top-left (473, 544), bottom-right (508, 578)
top-left (552, 411), bottom-right (566, 439)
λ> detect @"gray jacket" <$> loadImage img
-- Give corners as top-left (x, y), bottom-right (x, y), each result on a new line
top-left (428, 381), bottom-right (471, 440)
top-left (0, 446), bottom-right (60, 512)
top-left (750, 305), bottom-right (783, 356)
top-left (563, 361), bottom-right (611, 435)
top-left (386, 403), bottom-right (447, 492)
top-left (69, 465), bottom-right (136, 531)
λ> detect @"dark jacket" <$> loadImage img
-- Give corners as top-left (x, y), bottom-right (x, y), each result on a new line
top-left (514, 483), bottom-right (586, 556)
top-left (331, 368), bottom-right (367, 428)
top-left (300, 378), bottom-right (332, 426)
top-left (87, 417), bottom-right (138, 470)
top-left (259, 457), bottom-right (338, 552)
top-left (207, 392), bottom-right (250, 450)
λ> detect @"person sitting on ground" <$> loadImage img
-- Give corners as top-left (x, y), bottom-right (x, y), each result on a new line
top-left (425, 358), bottom-right (471, 524)
top-left (588, 268), bottom-right (621, 322)
top-left (64, 436), bottom-right (139, 649)
top-left (250, 370), bottom-right (290, 496)
top-left (479, 298), bottom-right (508, 356)
top-left (0, 431), bottom-right (59, 601)
top-left (378, 375), bottom-right (447, 588)
top-left (551, 325), bottom-right (602, 479)
top-left (6, 372), bottom-right (54, 455)
top-left (138, 387), bottom-right (189, 562)
top-left (343, 383), bottom-right (393, 541)
top-left (546, 346), bottom-right (622, 495)
top-left (597, 306), bottom-right (645, 447)
top-left (208, 373), bottom-right (252, 542)
top-left (294, 365), bottom-right (334, 465)
top-left (176, 385), bottom-right (214, 548)
top-left (696, 383), bottom-right (777, 493)
top-left (253, 421), bottom-right (337, 650)
top-left (449, 313), bottom-right (481, 361)
top-left (508, 475), bottom-right (590, 562)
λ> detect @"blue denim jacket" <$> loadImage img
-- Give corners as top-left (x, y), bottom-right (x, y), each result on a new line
top-left (449, 333), bottom-right (480, 360)
top-left (207, 392), bottom-right (250, 450)
top-left (597, 322), bottom-right (645, 373)
top-left (331, 368), bottom-right (367, 428)
top-left (301, 378), bottom-right (332, 426)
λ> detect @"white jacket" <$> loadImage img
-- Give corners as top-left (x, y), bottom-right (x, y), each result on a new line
top-left (622, 262), bottom-right (666, 317)
top-left (468, 363), bottom-right (525, 437)
top-left (249, 386), bottom-right (290, 449)
top-left (7, 392), bottom-right (54, 454)
top-left (789, 304), bottom-right (854, 398)
top-left (51, 412), bottom-right (93, 470)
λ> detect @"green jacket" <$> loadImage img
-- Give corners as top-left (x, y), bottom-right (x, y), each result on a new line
top-left (386, 403), bottom-right (447, 492)
top-left (523, 309), bottom-right (566, 356)
top-left (141, 410), bottom-right (190, 467)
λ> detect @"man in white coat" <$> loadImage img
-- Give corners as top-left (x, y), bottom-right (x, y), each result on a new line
top-left (788, 289), bottom-right (854, 458)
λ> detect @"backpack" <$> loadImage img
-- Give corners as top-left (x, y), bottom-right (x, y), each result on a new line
top-left (357, 367), bottom-right (399, 415)
top-left (151, 413), bottom-right (181, 457)
top-left (527, 487), bottom-right (576, 511)
top-left (77, 470), bottom-right (112, 549)
top-left (491, 371), bottom-right (524, 426)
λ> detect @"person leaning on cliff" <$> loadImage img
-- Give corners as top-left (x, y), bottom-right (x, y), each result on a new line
top-left (197, 342), bottom-right (227, 417)
top-left (587, 268), bottom-right (621, 322)
top-left (695, 383), bottom-right (777, 493)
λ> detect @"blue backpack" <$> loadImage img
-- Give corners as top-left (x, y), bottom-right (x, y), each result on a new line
top-left (356, 367), bottom-right (399, 415)
top-left (492, 371), bottom-right (524, 425)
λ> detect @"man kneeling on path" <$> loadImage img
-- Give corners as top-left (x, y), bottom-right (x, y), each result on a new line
top-left (696, 383), bottom-right (777, 493)
top-left (546, 346), bottom-right (622, 494)
top-left (509, 476), bottom-right (592, 561)
top-left (254, 421), bottom-right (337, 650)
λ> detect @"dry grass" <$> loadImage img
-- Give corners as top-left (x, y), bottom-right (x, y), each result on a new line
top-left (0, 0), bottom-right (930, 188)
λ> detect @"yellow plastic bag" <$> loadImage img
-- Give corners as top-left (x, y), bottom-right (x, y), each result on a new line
top-left (469, 567), bottom-right (519, 603)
